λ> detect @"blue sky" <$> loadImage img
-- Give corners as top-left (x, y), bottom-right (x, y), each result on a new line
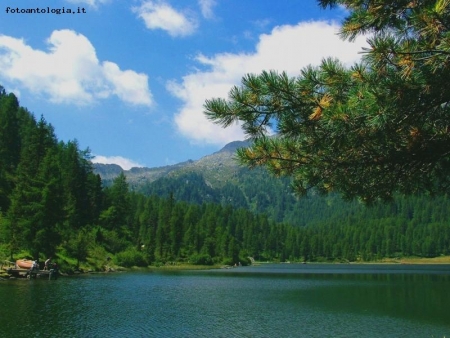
top-left (0, 0), bottom-right (367, 169)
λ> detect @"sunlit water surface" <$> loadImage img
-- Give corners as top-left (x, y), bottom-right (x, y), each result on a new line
top-left (1, 264), bottom-right (449, 337)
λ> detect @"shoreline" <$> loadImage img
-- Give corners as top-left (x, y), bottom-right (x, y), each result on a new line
top-left (2, 256), bottom-right (450, 279)
top-left (255, 256), bottom-right (450, 266)
top-left (141, 257), bottom-right (450, 271)
top-left (122, 256), bottom-right (450, 271)
top-left (371, 256), bottom-right (450, 264)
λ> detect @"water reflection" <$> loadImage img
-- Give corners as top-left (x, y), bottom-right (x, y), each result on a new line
top-left (1, 264), bottom-right (449, 337)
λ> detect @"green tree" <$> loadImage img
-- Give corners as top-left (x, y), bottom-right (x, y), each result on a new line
top-left (169, 203), bottom-right (184, 258)
top-left (6, 116), bottom-right (59, 257)
top-left (0, 90), bottom-right (20, 211)
top-left (60, 141), bottom-right (90, 230)
top-left (31, 149), bottom-right (65, 257)
top-left (155, 194), bottom-right (174, 261)
top-left (100, 172), bottom-right (130, 230)
top-left (204, 0), bottom-right (450, 203)
top-left (182, 204), bottom-right (201, 256)
top-left (65, 228), bottom-right (91, 268)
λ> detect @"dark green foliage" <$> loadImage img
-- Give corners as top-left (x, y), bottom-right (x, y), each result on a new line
top-left (132, 193), bottom-right (299, 264)
top-left (64, 228), bottom-right (91, 267)
top-left (205, 0), bottom-right (450, 203)
top-left (140, 172), bottom-right (218, 205)
top-left (1, 86), bottom-right (450, 267)
top-left (138, 168), bottom-right (319, 226)
top-left (0, 90), bottom-right (20, 212)
top-left (114, 247), bottom-right (147, 267)
top-left (125, 167), bottom-right (450, 263)
top-left (97, 228), bottom-right (130, 254)
top-left (189, 253), bottom-right (213, 265)
top-left (0, 89), bottom-right (103, 259)
top-left (100, 172), bottom-right (130, 230)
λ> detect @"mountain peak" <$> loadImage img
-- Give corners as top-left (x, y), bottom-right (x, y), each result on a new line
top-left (217, 140), bottom-right (250, 153)
top-left (94, 140), bottom-right (250, 187)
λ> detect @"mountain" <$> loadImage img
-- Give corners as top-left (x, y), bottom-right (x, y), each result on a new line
top-left (93, 159), bottom-right (194, 186)
top-left (92, 139), bottom-right (450, 246)
top-left (94, 140), bottom-right (250, 187)
top-left (92, 163), bottom-right (124, 181)
top-left (93, 140), bottom-right (360, 226)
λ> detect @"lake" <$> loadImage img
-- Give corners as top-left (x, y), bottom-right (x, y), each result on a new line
top-left (1, 264), bottom-right (449, 337)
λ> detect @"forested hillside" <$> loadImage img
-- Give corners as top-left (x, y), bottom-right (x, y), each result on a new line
top-left (0, 87), bottom-right (301, 267)
top-left (101, 166), bottom-right (450, 261)
top-left (1, 86), bottom-right (450, 269)
top-left (95, 147), bottom-right (354, 226)
top-left (0, 86), bottom-right (103, 261)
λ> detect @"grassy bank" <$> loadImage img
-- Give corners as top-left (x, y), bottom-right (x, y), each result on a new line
top-left (254, 256), bottom-right (450, 265)
top-left (375, 256), bottom-right (450, 264)
top-left (144, 264), bottom-right (223, 271)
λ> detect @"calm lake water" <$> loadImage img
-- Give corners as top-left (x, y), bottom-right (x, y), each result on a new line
top-left (1, 264), bottom-right (449, 337)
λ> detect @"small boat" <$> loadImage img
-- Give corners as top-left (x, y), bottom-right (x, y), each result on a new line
top-left (16, 259), bottom-right (33, 269)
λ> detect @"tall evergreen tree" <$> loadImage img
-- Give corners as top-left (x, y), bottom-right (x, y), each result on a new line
top-left (0, 90), bottom-right (20, 211)
top-left (204, 0), bottom-right (450, 203)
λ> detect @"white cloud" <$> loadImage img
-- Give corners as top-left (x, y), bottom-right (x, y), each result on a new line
top-left (65, 0), bottom-right (109, 8)
top-left (92, 155), bottom-right (143, 170)
top-left (0, 30), bottom-right (153, 106)
top-left (102, 62), bottom-right (153, 106)
top-left (198, 0), bottom-right (216, 19)
top-left (133, 1), bottom-right (198, 37)
top-left (168, 20), bottom-right (369, 146)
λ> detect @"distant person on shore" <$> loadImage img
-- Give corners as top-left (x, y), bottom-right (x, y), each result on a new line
top-left (44, 257), bottom-right (52, 270)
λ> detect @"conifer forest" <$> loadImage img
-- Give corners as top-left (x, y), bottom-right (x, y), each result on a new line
top-left (1, 86), bottom-right (450, 270)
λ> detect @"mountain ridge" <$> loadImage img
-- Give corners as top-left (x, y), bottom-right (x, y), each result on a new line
top-left (91, 140), bottom-right (450, 233)
top-left (93, 140), bottom-right (250, 187)
top-left (93, 140), bottom-right (356, 227)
